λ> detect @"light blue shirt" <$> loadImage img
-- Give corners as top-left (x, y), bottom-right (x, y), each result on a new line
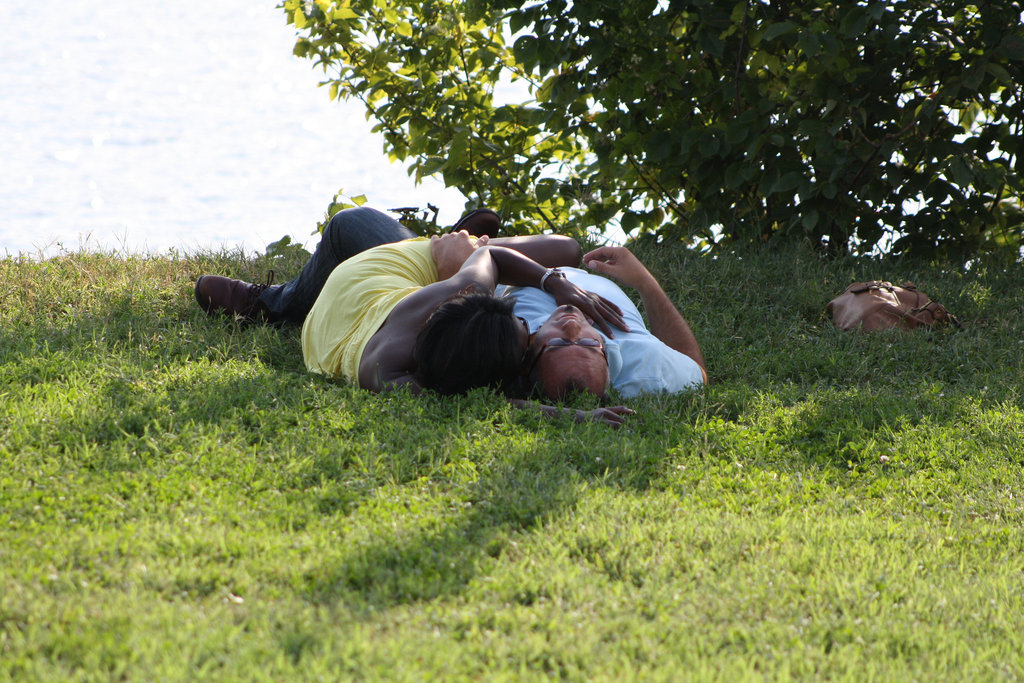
top-left (498, 268), bottom-right (704, 398)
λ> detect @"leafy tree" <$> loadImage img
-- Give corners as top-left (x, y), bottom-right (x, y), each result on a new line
top-left (285, 0), bottom-right (1024, 258)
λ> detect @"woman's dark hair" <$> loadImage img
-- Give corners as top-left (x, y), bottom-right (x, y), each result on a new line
top-left (412, 293), bottom-right (525, 396)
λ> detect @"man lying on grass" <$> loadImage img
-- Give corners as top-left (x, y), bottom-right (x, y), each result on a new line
top-left (497, 245), bottom-right (707, 401)
top-left (195, 206), bottom-right (705, 425)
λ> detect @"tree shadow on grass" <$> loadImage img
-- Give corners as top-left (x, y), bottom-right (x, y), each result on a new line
top-left (302, 453), bottom-right (581, 608)
top-left (297, 403), bottom-right (664, 612)
top-left (292, 368), bottom-right (1024, 614)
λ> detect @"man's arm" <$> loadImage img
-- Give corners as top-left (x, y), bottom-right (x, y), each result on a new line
top-left (583, 246), bottom-right (708, 384)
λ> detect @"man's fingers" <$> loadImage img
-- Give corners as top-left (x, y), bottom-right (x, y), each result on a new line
top-left (581, 301), bottom-right (612, 336)
top-left (582, 246), bottom-right (616, 262)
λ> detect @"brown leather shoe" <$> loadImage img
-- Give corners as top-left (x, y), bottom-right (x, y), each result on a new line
top-left (194, 272), bottom-right (275, 323)
top-left (450, 208), bottom-right (501, 238)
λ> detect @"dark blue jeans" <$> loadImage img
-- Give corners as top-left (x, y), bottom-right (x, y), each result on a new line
top-left (258, 207), bottom-right (415, 325)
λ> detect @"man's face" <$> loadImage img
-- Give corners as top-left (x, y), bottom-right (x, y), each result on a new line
top-left (525, 305), bottom-right (609, 399)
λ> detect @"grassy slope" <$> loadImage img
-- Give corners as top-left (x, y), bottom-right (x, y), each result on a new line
top-left (1, 243), bottom-right (1021, 681)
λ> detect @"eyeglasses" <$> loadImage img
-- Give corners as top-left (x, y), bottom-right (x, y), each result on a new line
top-left (541, 337), bottom-right (604, 350)
top-left (522, 335), bottom-right (605, 377)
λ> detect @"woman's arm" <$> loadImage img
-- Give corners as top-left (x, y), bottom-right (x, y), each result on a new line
top-left (484, 246), bottom-right (628, 335)
top-left (432, 232), bottom-right (582, 281)
top-left (507, 399), bottom-right (635, 428)
top-left (432, 241), bottom-right (628, 332)
top-left (489, 234), bottom-right (582, 268)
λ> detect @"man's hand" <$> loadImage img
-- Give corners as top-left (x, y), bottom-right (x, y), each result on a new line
top-left (431, 230), bottom-right (487, 280)
top-left (582, 246), bottom-right (656, 291)
top-left (585, 246), bottom-right (708, 384)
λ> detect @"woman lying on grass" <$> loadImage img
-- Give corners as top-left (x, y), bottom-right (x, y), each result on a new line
top-left (196, 206), bottom-right (634, 426)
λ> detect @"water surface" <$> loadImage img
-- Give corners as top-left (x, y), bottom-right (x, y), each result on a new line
top-left (0, 1), bottom-right (466, 257)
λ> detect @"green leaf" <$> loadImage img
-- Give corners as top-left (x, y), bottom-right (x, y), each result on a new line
top-left (948, 156), bottom-right (973, 188)
top-left (509, 10), bottom-right (531, 34)
top-left (986, 62), bottom-right (1013, 86)
top-left (724, 163), bottom-right (747, 189)
top-left (620, 211), bottom-right (641, 233)
top-left (839, 7), bottom-right (870, 38)
top-left (513, 35), bottom-right (538, 68)
top-left (763, 22), bottom-right (796, 42)
top-left (420, 157), bottom-right (446, 176)
top-left (801, 209), bottom-right (819, 230)
top-left (773, 172), bottom-right (804, 194)
top-left (698, 134), bottom-right (720, 157)
top-left (725, 120), bottom-right (750, 146)
top-left (535, 179), bottom-right (557, 202)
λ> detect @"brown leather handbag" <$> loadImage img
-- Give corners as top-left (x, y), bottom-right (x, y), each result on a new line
top-left (827, 281), bottom-right (962, 332)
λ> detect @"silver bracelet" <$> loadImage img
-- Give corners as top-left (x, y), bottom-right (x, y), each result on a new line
top-left (540, 267), bottom-right (564, 292)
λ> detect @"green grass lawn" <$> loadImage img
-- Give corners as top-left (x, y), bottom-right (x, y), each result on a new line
top-left (1, 242), bottom-right (1022, 680)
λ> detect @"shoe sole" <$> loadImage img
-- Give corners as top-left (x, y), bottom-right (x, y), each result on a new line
top-left (451, 208), bottom-right (501, 238)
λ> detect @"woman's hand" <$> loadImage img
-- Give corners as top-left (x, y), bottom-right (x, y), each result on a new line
top-left (575, 405), bottom-right (635, 428)
top-left (431, 231), bottom-right (487, 280)
top-left (509, 399), bottom-right (635, 428)
top-left (544, 275), bottom-right (629, 336)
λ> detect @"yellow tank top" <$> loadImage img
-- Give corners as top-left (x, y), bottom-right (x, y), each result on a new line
top-left (301, 238), bottom-right (438, 382)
